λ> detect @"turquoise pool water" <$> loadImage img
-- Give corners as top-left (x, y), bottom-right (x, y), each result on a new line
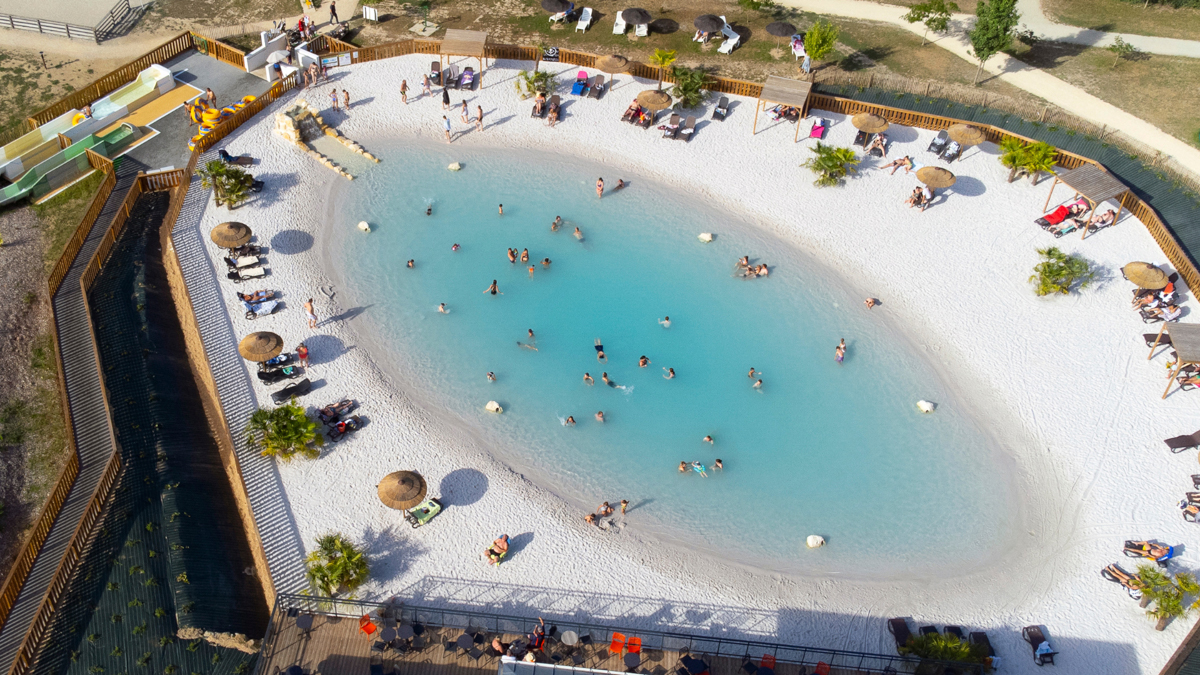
top-left (326, 140), bottom-right (1017, 576)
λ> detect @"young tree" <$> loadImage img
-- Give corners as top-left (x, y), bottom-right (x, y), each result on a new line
top-left (801, 143), bottom-right (858, 187)
top-left (803, 20), bottom-right (840, 70)
top-left (1108, 36), bottom-right (1141, 68)
top-left (305, 533), bottom-right (369, 597)
top-left (903, 0), bottom-right (961, 46)
top-left (246, 400), bottom-right (324, 461)
top-left (968, 0), bottom-right (1020, 85)
top-left (648, 49), bottom-right (677, 90)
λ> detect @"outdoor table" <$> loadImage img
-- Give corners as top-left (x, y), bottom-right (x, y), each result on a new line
top-left (457, 634), bottom-right (475, 651)
top-left (295, 615), bottom-right (314, 632)
top-left (286, 666), bottom-right (303, 675)
top-left (397, 624), bottom-right (415, 640)
top-left (380, 627), bottom-right (397, 643)
top-left (682, 657), bottom-right (708, 675)
top-left (561, 631), bottom-right (579, 646)
top-left (624, 653), bottom-right (641, 669)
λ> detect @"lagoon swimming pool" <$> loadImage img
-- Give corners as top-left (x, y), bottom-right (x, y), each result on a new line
top-left (324, 139), bottom-right (1018, 577)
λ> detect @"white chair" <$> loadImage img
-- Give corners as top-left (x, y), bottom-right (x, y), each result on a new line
top-left (576, 7), bottom-right (592, 31)
top-left (612, 10), bottom-right (626, 34)
top-left (718, 22), bottom-right (739, 53)
top-left (791, 33), bottom-right (805, 60)
top-left (635, 22), bottom-right (648, 37)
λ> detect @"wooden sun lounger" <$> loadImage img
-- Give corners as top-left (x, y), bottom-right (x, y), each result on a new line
top-left (1165, 430), bottom-right (1200, 453)
top-left (1022, 625), bottom-right (1056, 665)
top-left (662, 113), bottom-right (680, 140)
top-left (675, 115), bottom-right (696, 142)
top-left (887, 618), bottom-right (912, 654)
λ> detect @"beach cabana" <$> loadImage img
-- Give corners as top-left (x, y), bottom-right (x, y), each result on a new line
top-left (752, 75), bottom-right (812, 142)
top-left (1042, 164), bottom-right (1131, 240)
top-left (1150, 323), bottom-right (1200, 398)
top-left (439, 29), bottom-right (488, 73)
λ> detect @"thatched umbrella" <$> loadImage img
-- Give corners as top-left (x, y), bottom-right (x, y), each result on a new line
top-left (596, 54), bottom-right (629, 88)
top-left (622, 7), bottom-right (652, 25)
top-left (637, 89), bottom-right (672, 110)
top-left (210, 221), bottom-right (252, 248)
top-left (947, 123), bottom-right (986, 146)
top-left (694, 14), bottom-right (724, 33)
top-left (916, 166), bottom-right (957, 188)
top-left (238, 332), bottom-right (283, 362)
top-left (377, 471), bottom-right (428, 510)
top-left (851, 113), bottom-right (889, 134)
top-left (1123, 262), bottom-right (1169, 290)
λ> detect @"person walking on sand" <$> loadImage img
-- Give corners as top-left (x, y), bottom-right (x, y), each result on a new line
top-left (303, 298), bottom-right (318, 329)
top-left (343, 89), bottom-right (351, 113)
top-left (476, 105), bottom-right (484, 131)
top-left (400, 80), bottom-right (409, 104)
top-left (442, 88), bottom-right (450, 110)
top-left (835, 338), bottom-right (846, 365)
top-left (443, 116), bottom-right (452, 143)
top-left (330, 88), bottom-right (339, 111)
top-left (461, 100), bottom-right (469, 124)
top-left (329, 0), bottom-right (339, 24)
top-left (422, 74), bottom-right (432, 97)
top-left (296, 343), bottom-right (309, 367)
top-left (205, 88), bottom-right (217, 107)
top-left (596, 177), bottom-right (604, 199)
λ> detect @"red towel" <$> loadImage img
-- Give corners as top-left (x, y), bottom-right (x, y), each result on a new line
top-left (1045, 205), bottom-right (1070, 225)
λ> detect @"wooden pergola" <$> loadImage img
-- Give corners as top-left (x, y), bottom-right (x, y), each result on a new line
top-left (752, 75), bottom-right (812, 142)
top-left (439, 29), bottom-right (488, 73)
top-left (1150, 323), bottom-right (1200, 398)
top-left (1042, 164), bottom-right (1131, 240)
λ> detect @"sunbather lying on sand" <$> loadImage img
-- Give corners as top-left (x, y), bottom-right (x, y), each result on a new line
top-left (882, 156), bottom-right (913, 175)
top-left (238, 290), bottom-right (274, 302)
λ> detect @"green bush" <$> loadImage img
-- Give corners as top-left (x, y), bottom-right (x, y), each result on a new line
top-left (1029, 247), bottom-right (1095, 296)
top-left (305, 533), bottom-right (370, 597)
top-left (801, 143), bottom-right (859, 187)
top-left (246, 400), bottom-right (325, 461)
top-left (669, 67), bottom-right (711, 110)
top-left (900, 632), bottom-right (989, 663)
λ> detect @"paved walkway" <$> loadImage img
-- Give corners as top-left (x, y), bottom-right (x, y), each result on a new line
top-left (777, 0), bottom-right (1200, 176)
top-left (1016, 0), bottom-right (1200, 57)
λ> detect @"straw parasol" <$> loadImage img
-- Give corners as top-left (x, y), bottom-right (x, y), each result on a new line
top-left (1123, 262), bottom-right (1169, 290)
top-left (851, 113), bottom-right (889, 133)
top-left (597, 54), bottom-right (629, 73)
top-left (377, 471), bottom-right (428, 510)
top-left (622, 7), bottom-right (652, 24)
top-left (210, 221), bottom-right (252, 248)
top-left (947, 123), bottom-right (986, 146)
top-left (916, 166), bottom-right (956, 188)
top-left (637, 89), bottom-right (672, 110)
top-left (694, 14), bottom-right (724, 32)
top-left (238, 332), bottom-right (283, 362)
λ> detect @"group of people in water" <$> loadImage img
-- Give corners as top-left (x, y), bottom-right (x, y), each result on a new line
top-left (679, 459), bottom-right (723, 477)
top-left (583, 499), bottom-right (629, 525)
top-left (735, 256), bottom-right (769, 278)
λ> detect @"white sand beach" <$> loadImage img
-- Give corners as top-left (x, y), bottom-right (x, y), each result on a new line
top-left (187, 54), bottom-right (1198, 674)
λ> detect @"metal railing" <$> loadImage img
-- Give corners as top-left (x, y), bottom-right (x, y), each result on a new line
top-left (261, 594), bottom-right (983, 675)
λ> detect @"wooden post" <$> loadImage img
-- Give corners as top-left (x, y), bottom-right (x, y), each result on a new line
top-left (1042, 176), bottom-right (1058, 213)
top-left (924, 81), bottom-right (930, 97)
top-left (1149, 322), bottom-right (1168, 360)
top-left (752, 99), bottom-right (760, 135)
top-left (1164, 362), bottom-right (1183, 399)
top-left (1081, 198), bottom-right (1097, 240)
top-left (794, 116), bottom-right (801, 143)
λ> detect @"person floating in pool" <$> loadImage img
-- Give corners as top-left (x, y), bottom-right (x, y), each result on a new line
top-left (835, 338), bottom-right (846, 365)
top-left (486, 372), bottom-right (496, 381)
top-left (595, 411), bottom-right (605, 423)
top-left (438, 303), bottom-right (449, 314)
top-left (406, 259), bottom-right (414, 268)
top-left (583, 373), bottom-right (594, 385)
top-left (703, 435), bottom-right (713, 444)
top-left (692, 461), bottom-right (708, 478)
top-left (452, 243), bottom-right (460, 251)
top-left (483, 280), bottom-right (501, 295)
top-left (595, 339), bottom-right (607, 362)
top-left (659, 316), bottom-right (671, 328)
top-left (601, 372), bottom-right (613, 386)
top-left (663, 367), bottom-right (675, 379)
top-left (551, 216), bottom-right (562, 231)
top-left (521, 248), bottom-right (529, 263)
top-left (753, 379), bottom-right (763, 389)
top-left (638, 355), bottom-right (651, 368)
top-left (518, 329), bottom-right (538, 351)
top-left (574, 227), bottom-right (584, 241)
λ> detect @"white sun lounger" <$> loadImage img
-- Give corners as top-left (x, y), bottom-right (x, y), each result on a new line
top-left (718, 22), bottom-right (739, 54)
top-left (791, 33), bottom-right (805, 59)
top-left (576, 7), bottom-right (592, 31)
top-left (613, 10), bottom-right (626, 34)
top-left (635, 22), bottom-right (648, 37)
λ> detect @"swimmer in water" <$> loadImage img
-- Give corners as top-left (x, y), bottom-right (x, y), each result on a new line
top-left (438, 303), bottom-right (448, 314)
top-left (487, 372), bottom-right (496, 381)
top-left (616, 179), bottom-right (625, 190)
top-left (518, 329), bottom-right (538, 351)
top-left (703, 435), bottom-right (713, 444)
top-left (679, 461), bottom-right (688, 473)
top-left (426, 205), bottom-right (432, 216)
top-left (595, 339), bottom-right (607, 362)
top-left (583, 373), bottom-right (594, 385)
top-left (551, 216), bottom-right (562, 231)
top-left (596, 177), bottom-right (604, 199)
top-left (748, 367), bottom-right (758, 379)
top-left (663, 367), bottom-right (674, 379)
top-left (452, 243), bottom-right (460, 251)
top-left (565, 416), bottom-right (576, 426)
top-left (714, 458), bottom-right (723, 470)
top-left (692, 461), bottom-right (708, 478)
top-left (595, 411), bottom-right (605, 422)
top-left (638, 355), bottom-right (650, 368)
top-left (498, 204), bottom-right (503, 215)
top-left (508, 248), bottom-right (517, 263)
top-left (528, 265), bottom-right (535, 278)
top-left (601, 372), bottom-right (612, 386)
top-left (753, 379), bottom-right (763, 389)
top-left (835, 338), bottom-right (846, 364)
top-left (483, 280), bottom-right (500, 295)
top-left (659, 316), bottom-right (671, 328)
top-left (574, 227), bottom-right (583, 240)
top-left (736, 256), bottom-right (749, 269)
top-left (521, 248), bottom-right (529, 263)
top-left (527, 329), bottom-right (535, 341)
top-left (542, 258), bottom-right (551, 268)
top-left (407, 259), bottom-right (414, 268)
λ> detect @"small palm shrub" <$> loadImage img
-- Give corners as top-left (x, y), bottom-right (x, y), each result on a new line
top-left (245, 400), bottom-right (324, 461)
top-left (899, 632), bottom-right (989, 664)
top-left (648, 49), bottom-right (677, 89)
top-left (197, 161), bottom-right (250, 208)
top-left (305, 533), bottom-right (370, 597)
top-left (801, 143), bottom-right (859, 187)
top-left (1022, 142), bottom-right (1058, 185)
top-left (669, 67), bottom-right (711, 109)
top-left (1029, 247), bottom-right (1095, 296)
top-left (514, 70), bottom-right (556, 98)
top-left (1138, 564), bottom-right (1200, 630)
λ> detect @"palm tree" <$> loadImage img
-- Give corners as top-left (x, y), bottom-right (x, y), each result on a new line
top-left (648, 49), bottom-right (677, 90)
top-left (1137, 564), bottom-right (1200, 631)
top-left (998, 137), bottom-right (1027, 183)
top-left (669, 67), bottom-right (711, 109)
top-left (1021, 141), bottom-right (1058, 186)
top-left (197, 160), bottom-right (250, 208)
top-left (801, 143), bottom-right (859, 187)
top-left (305, 533), bottom-right (370, 597)
top-left (245, 400), bottom-right (324, 461)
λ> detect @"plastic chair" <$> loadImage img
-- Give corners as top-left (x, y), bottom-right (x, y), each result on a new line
top-left (814, 663), bottom-right (830, 675)
top-left (609, 632), bottom-right (627, 654)
top-left (360, 615), bottom-right (378, 637)
top-left (627, 637), bottom-right (642, 654)
top-left (760, 655), bottom-right (776, 670)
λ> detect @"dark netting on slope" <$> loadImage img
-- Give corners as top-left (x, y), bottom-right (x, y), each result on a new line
top-left (812, 84), bottom-right (1200, 268)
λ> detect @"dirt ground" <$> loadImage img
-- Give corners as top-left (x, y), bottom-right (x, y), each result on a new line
top-left (132, 0), bottom-right (304, 32)
top-left (0, 47), bottom-right (131, 145)
top-left (0, 206), bottom-right (70, 577)
top-left (1013, 40), bottom-right (1200, 148)
top-left (1043, 0), bottom-right (1200, 42)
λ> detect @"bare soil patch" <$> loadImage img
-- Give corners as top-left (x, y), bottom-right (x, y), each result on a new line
top-left (0, 47), bottom-right (128, 145)
top-left (1043, 0), bottom-right (1200, 42)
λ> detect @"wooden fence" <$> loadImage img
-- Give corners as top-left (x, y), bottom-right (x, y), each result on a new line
top-left (195, 71), bottom-right (297, 153)
top-left (48, 151), bottom-right (116, 296)
top-left (190, 31), bottom-right (247, 71)
top-left (0, 12), bottom-right (97, 42)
